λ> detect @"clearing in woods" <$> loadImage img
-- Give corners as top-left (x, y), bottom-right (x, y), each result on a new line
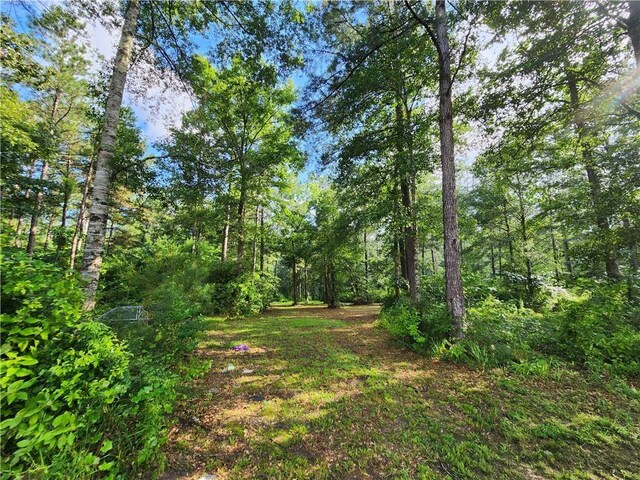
top-left (163, 305), bottom-right (639, 479)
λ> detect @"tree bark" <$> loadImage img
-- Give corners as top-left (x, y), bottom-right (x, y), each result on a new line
top-left (490, 245), bottom-right (496, 277)
top-left (292, 255), bottom-right (298, 305)
top-left (252, 204), bottom-right (259, 272)
top-left (434, 0), bottom-right (465, 335)
top-left (550, 227), bottom-right (561, 282)
top-left (502, 197), bottom-right (514, 269)
top-left (364, 229), bottom-right (370, 302)
top-left (563, 235), bottom-right (573, 278)
top-left (26, 89), bottom-right (60, 256)
top-left (567, 71), bottom-right (621, 281)
top-left (43, 214), bottom-right (55, 251)
top-left (70, 157), bottom-right (94, 269)
top-left (259, 206), bottom-right (265, 272)
top-left (236, 184), bottom-right (246, 267)
top-left (80, 0), bottom-right (140, 310)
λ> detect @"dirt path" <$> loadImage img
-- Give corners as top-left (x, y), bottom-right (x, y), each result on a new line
top-left (162, 305), bottom-right (640, 479)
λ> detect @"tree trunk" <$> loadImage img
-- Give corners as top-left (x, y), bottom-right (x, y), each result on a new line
top-left (567, 71), bottom-right (620, 281)
top-left (431, 247), bottom-right (436, 274)
top-left (401, 177), bottom-right (418, 302)
top-left (221, 201), bottom-right (230, 262)
top-left (364, 229), bottom-right (370, 302)
top-left (252, 205), bottom-right (259, 272)
top-left (236, 185), bottom-right (246, 267)
top-left (490, 245), bottom-right (496, 277)
top-left (43, 214), bottom-right (55, 251)
top-left (26, 89), bottom-right (60, 256)
top-left (260, 206), bottom-right (265, 272)
top-left (550, 227), bottom-right (561, 282)
top-left (70, 157), bottom-right (94, 269)
top-left (14, 159), bottom-right (38, 248)
top-left (563, 235), bottom-right (573, 278)
top-left (292, 256), bottom-right (298, 305)
top-left (80, 0), bottom-right (140, 310)
top-left (502, 197), bottom-right (514, 269)
top-left (435, 0), bottom-right (465, 335)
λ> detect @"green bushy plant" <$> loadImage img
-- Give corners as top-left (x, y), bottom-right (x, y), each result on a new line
top-left (378, 297), bottom-right (426, 346)
top-left (550, 283), bottom-right (640, 377)
top-left (0, 252), bottom-right (130, 478)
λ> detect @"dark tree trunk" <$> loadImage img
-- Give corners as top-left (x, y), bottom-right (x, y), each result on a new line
top-left (567, 71), bottom-right (621, 281)
top-left (252, 205), bottom-right (259, 272)
top-left (260, 206), bottom-right (265, 272)
top-left (551, 227), bottom-right (561, 282)
top-left (364, 229), bottom-right (370, 301)
top-left (563, 235), bottom-right (573, 278)
top-left (292, 254), bottom-right (298, 305)
top-left (236, 185), bottom-right (246, 267)
top-left (490, 245), bottom-right (496, 277)
top-left (434, 0), bottom-right (465, 335)
top-left (43, 214), bottom-right (55, 251)
top-left (502, 197), bottom-right (514, 269)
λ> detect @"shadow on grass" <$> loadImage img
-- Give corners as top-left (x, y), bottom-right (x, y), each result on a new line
top-left (163, 306), bottom-right (640, 480)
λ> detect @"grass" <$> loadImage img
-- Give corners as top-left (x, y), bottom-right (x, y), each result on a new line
top-left (163, 305), bottom-right (640, 480)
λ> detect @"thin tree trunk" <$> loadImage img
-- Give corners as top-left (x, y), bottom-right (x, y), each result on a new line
top-left (292, 255), bottom-right (298, 305)
top-left (490, 245), bottom-right (496, 277)
top-left (236, 185), bottom-right (246, 267)
top-left (14, 159), bottom-right (37, 248)
top-left (434, 0), bottom-right (464, 335)
top-left (27, 89), bottom-right (60, 256)
top-left (551, 227), bottom-right (561, 282)
top-left (567, 71), bottom-right (621, 281)
top-left (303, 260), bottom-right (308, 302)
top-left (252, 204), bottom-right (259, 272)
top-left (221, 202), bottom-right (230, 262)
top-left (431, 247), bottom-right (436, 274)
top-left (393, 238), bottom-right (401, 296)
top-left (80, 0), bottom-right (140, 310)
top-left (70, 157), bottom-right (94, 269)
top-left (364, 229), bottom-right (370, 301)
top-left (563, 235), bottom-right (573, 278)
top-left (43, 214), bottom-right (55, 251)
top-left (502, 197), bottom-right (514, 269)
top-left (259, 206), bottom-right (265, 272)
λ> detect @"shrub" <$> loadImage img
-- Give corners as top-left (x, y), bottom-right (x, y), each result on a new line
top-left (0, 252), bottom-right (130, 478)
top-left (0, 252), bottom-right (207, 478)
top-left (378, 297), bottom-right (426, 346)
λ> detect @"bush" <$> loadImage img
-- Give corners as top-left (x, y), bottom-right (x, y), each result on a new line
top-left (0, 252), bottom-right (206, 478)
top-left (378, 296), bottom-right (451, 348)
top-left (0, 252), bottom-right (130, 478)
top-left (549, 283), bottom-right (640, 377)
top-left (378, 297), bottom-right (426, 346)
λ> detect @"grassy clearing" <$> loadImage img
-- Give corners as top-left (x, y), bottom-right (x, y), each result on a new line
top-left (163, 305), bottom-right (640, 480)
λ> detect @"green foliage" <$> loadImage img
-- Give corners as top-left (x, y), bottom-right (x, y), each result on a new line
top-left (0, 252), bottom-right (206, 478)
top-left (378, 297), bottom-right (426, 346)
top-left (0, 252), bottom-right (129, 477)
top-left (378, 296), bottom-right (451, 348)
top-left (550, 284), bottom-right (640, 377)
top-left (426, 285), bottom-right (639, 378)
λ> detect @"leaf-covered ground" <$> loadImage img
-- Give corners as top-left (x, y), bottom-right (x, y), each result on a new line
top-left (162, 305), bottom-right (639, 479)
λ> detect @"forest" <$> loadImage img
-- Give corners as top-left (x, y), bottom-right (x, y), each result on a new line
top-left (1, 0), bottom-right (639, 478)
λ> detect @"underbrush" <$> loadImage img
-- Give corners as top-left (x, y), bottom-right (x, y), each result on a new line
top-left (0, 251), bottom-right (206, 479)
top-left (379, 278), bottom-right (640, 379)
top-left (101, 239), bottom-right (279, 318)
